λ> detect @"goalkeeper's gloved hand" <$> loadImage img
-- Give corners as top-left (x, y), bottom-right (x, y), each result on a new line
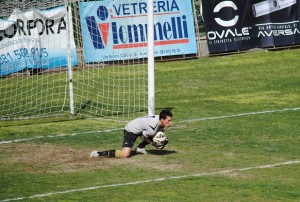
top-left (151, 141), bottom-right (163, 149)
top-left (162, 140), bottom-right (168, 146)
top-left (157, 145), bottom-right (165, 150)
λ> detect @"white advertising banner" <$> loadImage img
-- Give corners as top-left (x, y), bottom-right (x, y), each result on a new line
top-left (79, 0), bottom-right (197, 62)
top-left (0, 6), bottom-right (78, 76)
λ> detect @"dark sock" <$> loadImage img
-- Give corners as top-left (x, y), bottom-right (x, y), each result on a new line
top-left (137, 141), bottom-right (149, 148)
top-left (97, 150), bottom-right (116, 157)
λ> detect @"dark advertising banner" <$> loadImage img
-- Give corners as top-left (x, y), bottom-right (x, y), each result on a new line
top-left (202, 0), bottom-right (300, 53)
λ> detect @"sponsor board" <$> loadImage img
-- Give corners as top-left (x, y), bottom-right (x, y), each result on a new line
top-left (0, 7), bottom-right (78, 76)
top-left (79, 0), bottom-right (197, 62)
top-left (202, 0), bottom-right (300, 53)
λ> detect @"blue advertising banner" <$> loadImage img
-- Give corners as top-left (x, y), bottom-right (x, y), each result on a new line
top-left (202, 0), bottom-right (300, 53)
top-left (79, 0), bottom-right (197, 63)
top-left (0, 6), bottom-right (78, 76)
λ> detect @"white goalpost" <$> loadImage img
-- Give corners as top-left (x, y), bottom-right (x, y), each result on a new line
top-left (65, 0), bottom-right (75, 116)
top-left (147, 0), bottom-right (155, 116)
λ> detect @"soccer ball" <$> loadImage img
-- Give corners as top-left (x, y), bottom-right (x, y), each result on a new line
top-left (153, 131), bottom-right (169, 147)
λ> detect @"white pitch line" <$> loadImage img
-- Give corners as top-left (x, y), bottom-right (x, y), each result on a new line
top-left (1, 107), bottom-right (300, 145)
top-left (1, 160), bottom-right (299, 202)
top-left (178, 107), bottom-right (300, 123)
top-left (0, 128), bottom-right (123, 145)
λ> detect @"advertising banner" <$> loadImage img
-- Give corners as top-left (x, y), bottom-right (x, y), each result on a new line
top-left (0, 6), bottom-right (78, 76)
top-left (79, 0), bottom-right (197, 63)
top-left (202, 0), bottom-right (300, 53)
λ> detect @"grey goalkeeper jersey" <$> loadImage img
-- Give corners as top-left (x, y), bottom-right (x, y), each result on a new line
top-left (124, 115), bottom-right (164, 138)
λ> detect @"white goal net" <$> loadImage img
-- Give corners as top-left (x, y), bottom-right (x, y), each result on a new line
top-left (0, 0), bottom-right (200, 120)
top-left (0, 0), bottom-right (149, 120)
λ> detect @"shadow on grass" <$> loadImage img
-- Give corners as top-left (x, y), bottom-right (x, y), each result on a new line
top-left (147, 150), bottom-right (177, 155)
top-left (130, 150), bottom-right (177, 157)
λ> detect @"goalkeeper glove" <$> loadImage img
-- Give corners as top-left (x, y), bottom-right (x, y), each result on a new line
top-left (151, 141), bottom-right (163, 149)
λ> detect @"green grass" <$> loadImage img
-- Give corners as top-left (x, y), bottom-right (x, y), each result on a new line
top-left (1, 49), bottom-right (300, 201)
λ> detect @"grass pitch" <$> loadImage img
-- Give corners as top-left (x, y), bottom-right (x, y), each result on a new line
top-left (1, 49), bottom-right (300, 201)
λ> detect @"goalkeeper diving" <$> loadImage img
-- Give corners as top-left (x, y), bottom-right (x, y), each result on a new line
top-left (90, 109), bottom-right (173, 158)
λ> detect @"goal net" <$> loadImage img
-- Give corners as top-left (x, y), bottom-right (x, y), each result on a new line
top-left (0, 0), bottom-right (199, 120)
top-left (0, 0), bottom-right (149, 120)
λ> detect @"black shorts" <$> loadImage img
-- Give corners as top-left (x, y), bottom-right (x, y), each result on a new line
top-left (122, 130), bottom-right (140, 148)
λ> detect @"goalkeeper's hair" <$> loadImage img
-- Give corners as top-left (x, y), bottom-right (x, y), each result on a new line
top-left (159, 109), bottom-right (173, 120)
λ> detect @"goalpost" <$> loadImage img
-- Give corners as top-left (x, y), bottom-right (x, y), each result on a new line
top-left (0, 0), bottom-right (154, 120)
top-left (147, 0), bottom-right (155, 116)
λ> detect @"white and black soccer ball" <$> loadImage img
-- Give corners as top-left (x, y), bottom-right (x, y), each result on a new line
top-left (153, 131), bottom-right (169, 148)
